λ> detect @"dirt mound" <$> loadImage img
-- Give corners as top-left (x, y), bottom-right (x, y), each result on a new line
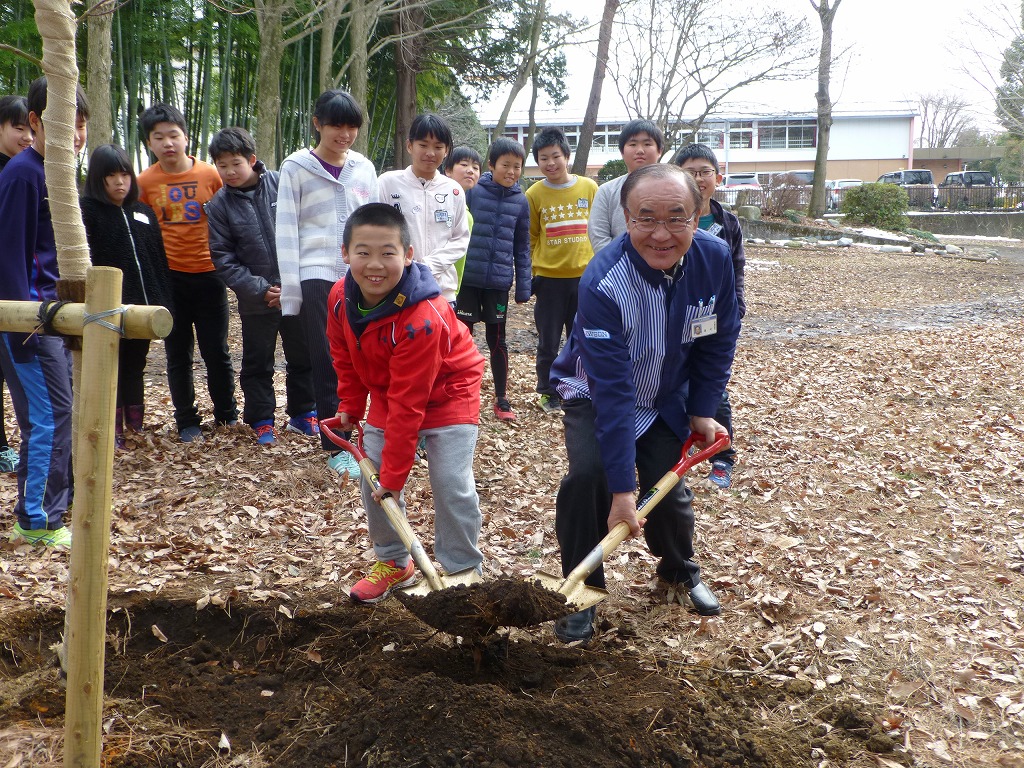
top-left (394, 577), bottom-right (571, 638)
top-left (0, 594), bottom-right (905, 768)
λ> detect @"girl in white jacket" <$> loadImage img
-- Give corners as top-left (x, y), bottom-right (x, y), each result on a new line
top-left (276, 89), bottom-right (379, 478)
top-left (377, 114), bottom-right (470, 304)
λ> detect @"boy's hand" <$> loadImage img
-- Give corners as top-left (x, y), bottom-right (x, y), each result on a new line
top-left (264, 285), bottom-right (282, 309)
top-left (372, 486), bottom-right (402, 504)
top-left (336, 411), bottom-right (356, 432)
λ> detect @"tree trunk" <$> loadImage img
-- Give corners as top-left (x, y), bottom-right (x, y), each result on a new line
top-left (572, 0), bottom-right (618, 176)
top-left (809, 0), bottom-right (841, 219)
top-left (492, 0), bottom-right (546, 140)
top-left (348, 1), bottom-right (371, 155)
top-left (318, 0), bottom-right (345, 94)
top-left (393, 0), bottom-right (424, 169)
top-left (85, 0), bottom-right (114, 154)
top-left (255, 0), bottom-right (291, 167)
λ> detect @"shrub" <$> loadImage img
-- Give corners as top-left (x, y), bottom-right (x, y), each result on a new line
top-left (760, 173), bottom-right (807, 217)
top-left (598, 159), bottom-right (627, 183)
top-left (903, 227), bottom-right (938, 242)
top-left (841, 183), bottom-right (909, 230)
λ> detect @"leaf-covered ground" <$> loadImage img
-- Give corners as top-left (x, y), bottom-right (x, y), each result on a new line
top-left (1, 240), bottom-right (1023, 767)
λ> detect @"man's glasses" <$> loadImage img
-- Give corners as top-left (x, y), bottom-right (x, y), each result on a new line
top-left (626, 211), bottom-right (696, 233)
top-left (682, 168), bottom-right (717, 179)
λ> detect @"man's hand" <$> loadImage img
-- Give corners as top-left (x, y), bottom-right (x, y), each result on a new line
top-left (608, 491), bottom-right (644, 539)
top-left (372, 486), bottom-right (402, 504)
top-left (689, 416), bottom-right (727, 446)
top-left (264, 285), bottom-right (282, 309)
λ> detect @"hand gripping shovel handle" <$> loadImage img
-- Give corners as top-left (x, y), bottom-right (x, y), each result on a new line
top-left (320, 417), bottom-right (446, 592)
top-left (560, 431), bottom-right (730, 595)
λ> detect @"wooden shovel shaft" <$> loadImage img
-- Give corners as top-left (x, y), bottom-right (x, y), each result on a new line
top-left (320, 418), bottom-right (446, 592)
top-left (559, 432), bottom-right (730, 595)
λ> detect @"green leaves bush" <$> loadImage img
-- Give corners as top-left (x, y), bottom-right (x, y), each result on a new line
top-left (841, 183), bottom-right (909, 230)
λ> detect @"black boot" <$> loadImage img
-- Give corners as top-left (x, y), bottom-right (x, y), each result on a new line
top-left (554, 606), bottom-right (596, 645)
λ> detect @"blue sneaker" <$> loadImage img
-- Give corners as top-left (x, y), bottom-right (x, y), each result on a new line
top-left (0, 446), bottom-right (18, 474)
top-left (179, 425), bottom-right (203, 443)
top-left (253, 420), bottom-right (276, 445)
top-left (286, 411), bottom-right (319, 436)
top-left (328, 451), bottom-right (362, 480)
top-left (709, 461), bottom-right (732, 489)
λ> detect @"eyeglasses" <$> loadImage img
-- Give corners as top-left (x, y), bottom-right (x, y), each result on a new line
top-left (682, 168), bottom-right (718, 179)
top-left (626, 211), bottom-right (695, 233)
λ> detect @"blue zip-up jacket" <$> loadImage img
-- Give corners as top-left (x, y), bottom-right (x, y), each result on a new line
top-left (206, 161), bottom-right (282, 315)
top-left (463, 172), bottom-right (531, 302)
top-left (551, 230), bottom-right (740, 493)
top-left (0, 147), bottom-right (57, 361)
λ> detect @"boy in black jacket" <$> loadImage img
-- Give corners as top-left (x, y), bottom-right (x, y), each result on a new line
top-left (673, 143), bottom-right (746, 489)
top-left (206, 127), bottom-right (316, 445)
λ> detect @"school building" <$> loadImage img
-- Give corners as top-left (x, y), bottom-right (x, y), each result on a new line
top-left (483, 105), bottom-right (928, 182)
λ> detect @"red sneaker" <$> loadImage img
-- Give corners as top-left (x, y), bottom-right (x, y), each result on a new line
top-left (349, 560), bottom-right (417, 604)
top-left (493, 399), bottom-right (516, 422)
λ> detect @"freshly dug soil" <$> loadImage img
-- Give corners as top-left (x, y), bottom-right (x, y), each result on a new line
top-left (0, 594), bottom-right (904, 768)
top-left (394, 577), bottom-right (572, 638)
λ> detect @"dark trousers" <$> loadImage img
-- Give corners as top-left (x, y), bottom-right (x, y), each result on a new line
top-left (298, 279), bottom-right (339, 451)
top-left (118, 338), bottom-right (151, 407)
top-left (464, 321), bottom-right (510, 400)
top-left (239, 311), bottom-right (315, 425)
top-left (712, 389), bottom-right (737, 466)
top-left (0, 334), bottom-right (73, 529)
top-left (556, 398), bottom-right (701, 590)
top-left (165, 270), bottom-right (238, 431)
top-left (0, 368), bottom-right (9, 448)
top-left (533, 276), bottom-right (579, 396)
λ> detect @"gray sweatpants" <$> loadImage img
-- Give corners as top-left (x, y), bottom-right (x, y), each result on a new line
top-left (360, 423), bottom-right (483, 574)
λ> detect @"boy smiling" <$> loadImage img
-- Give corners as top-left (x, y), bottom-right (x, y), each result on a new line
top-left (377, 113), bottom-right (470, 304)
top-left (327, 203), bottom-right (485, 604)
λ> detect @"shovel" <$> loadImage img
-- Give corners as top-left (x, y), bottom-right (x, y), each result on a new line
top-left (532, 430), bottom-right (730, 612)
top-left (320, 417), bottom-right (482, 595)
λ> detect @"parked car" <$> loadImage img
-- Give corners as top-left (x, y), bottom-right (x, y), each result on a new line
top-left (722, 172), bottom-right (760, 190)
top-left (937, 171), bottom-right (996, 209)
top-left (825, 179), bottom-right (863, 210)
top-left (877, 169), bottom-right (937, 208)
top-left (718, 172), bottom-right (761, 206)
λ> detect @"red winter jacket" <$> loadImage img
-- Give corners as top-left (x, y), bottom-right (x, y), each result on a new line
top-left (326, 262), bottom-right (484, 489)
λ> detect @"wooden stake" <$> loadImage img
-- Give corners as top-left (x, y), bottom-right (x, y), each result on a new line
top-left (63, 267), bottom-right (123, 768)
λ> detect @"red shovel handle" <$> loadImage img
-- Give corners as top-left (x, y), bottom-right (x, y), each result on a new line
top-left (319, 416), bottom-right (364, 460)
top-left (675, 430), bottom-right (731, 478)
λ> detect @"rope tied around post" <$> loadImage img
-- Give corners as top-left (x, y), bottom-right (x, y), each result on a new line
top-left (37, 299), bottom-right (71, 334)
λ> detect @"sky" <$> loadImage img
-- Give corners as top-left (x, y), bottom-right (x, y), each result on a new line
top-left (474, 0), bottom-right (1017, 133)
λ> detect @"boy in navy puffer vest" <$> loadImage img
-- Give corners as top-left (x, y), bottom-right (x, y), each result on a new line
top-left (455, 138), bottom-right (531, 422)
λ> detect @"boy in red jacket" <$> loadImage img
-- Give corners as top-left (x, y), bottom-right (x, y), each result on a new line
top-left (327, 203), bottom-right (486, 603)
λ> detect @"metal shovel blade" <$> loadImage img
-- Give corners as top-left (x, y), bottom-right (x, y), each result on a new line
top-left (531, 570), bottom-right (609, 611)
top-left (529, 432), bottom-right (731, 613)
top-left (401, 568), bottom-right (483, 596)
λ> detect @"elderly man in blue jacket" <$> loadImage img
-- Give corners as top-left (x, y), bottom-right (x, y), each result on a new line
top-left (549, 163), bottom-right (741, 644)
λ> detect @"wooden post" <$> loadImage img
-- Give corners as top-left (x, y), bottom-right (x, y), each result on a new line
top-left (62, 266), bottom-right (122, 768)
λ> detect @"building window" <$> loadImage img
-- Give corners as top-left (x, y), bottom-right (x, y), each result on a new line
top-left (729, 122), bottom-right (753, 148)
top-left (696, 128), bottom-right (725, 149)
top-left (757, 119), bottom-right (817, 149)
